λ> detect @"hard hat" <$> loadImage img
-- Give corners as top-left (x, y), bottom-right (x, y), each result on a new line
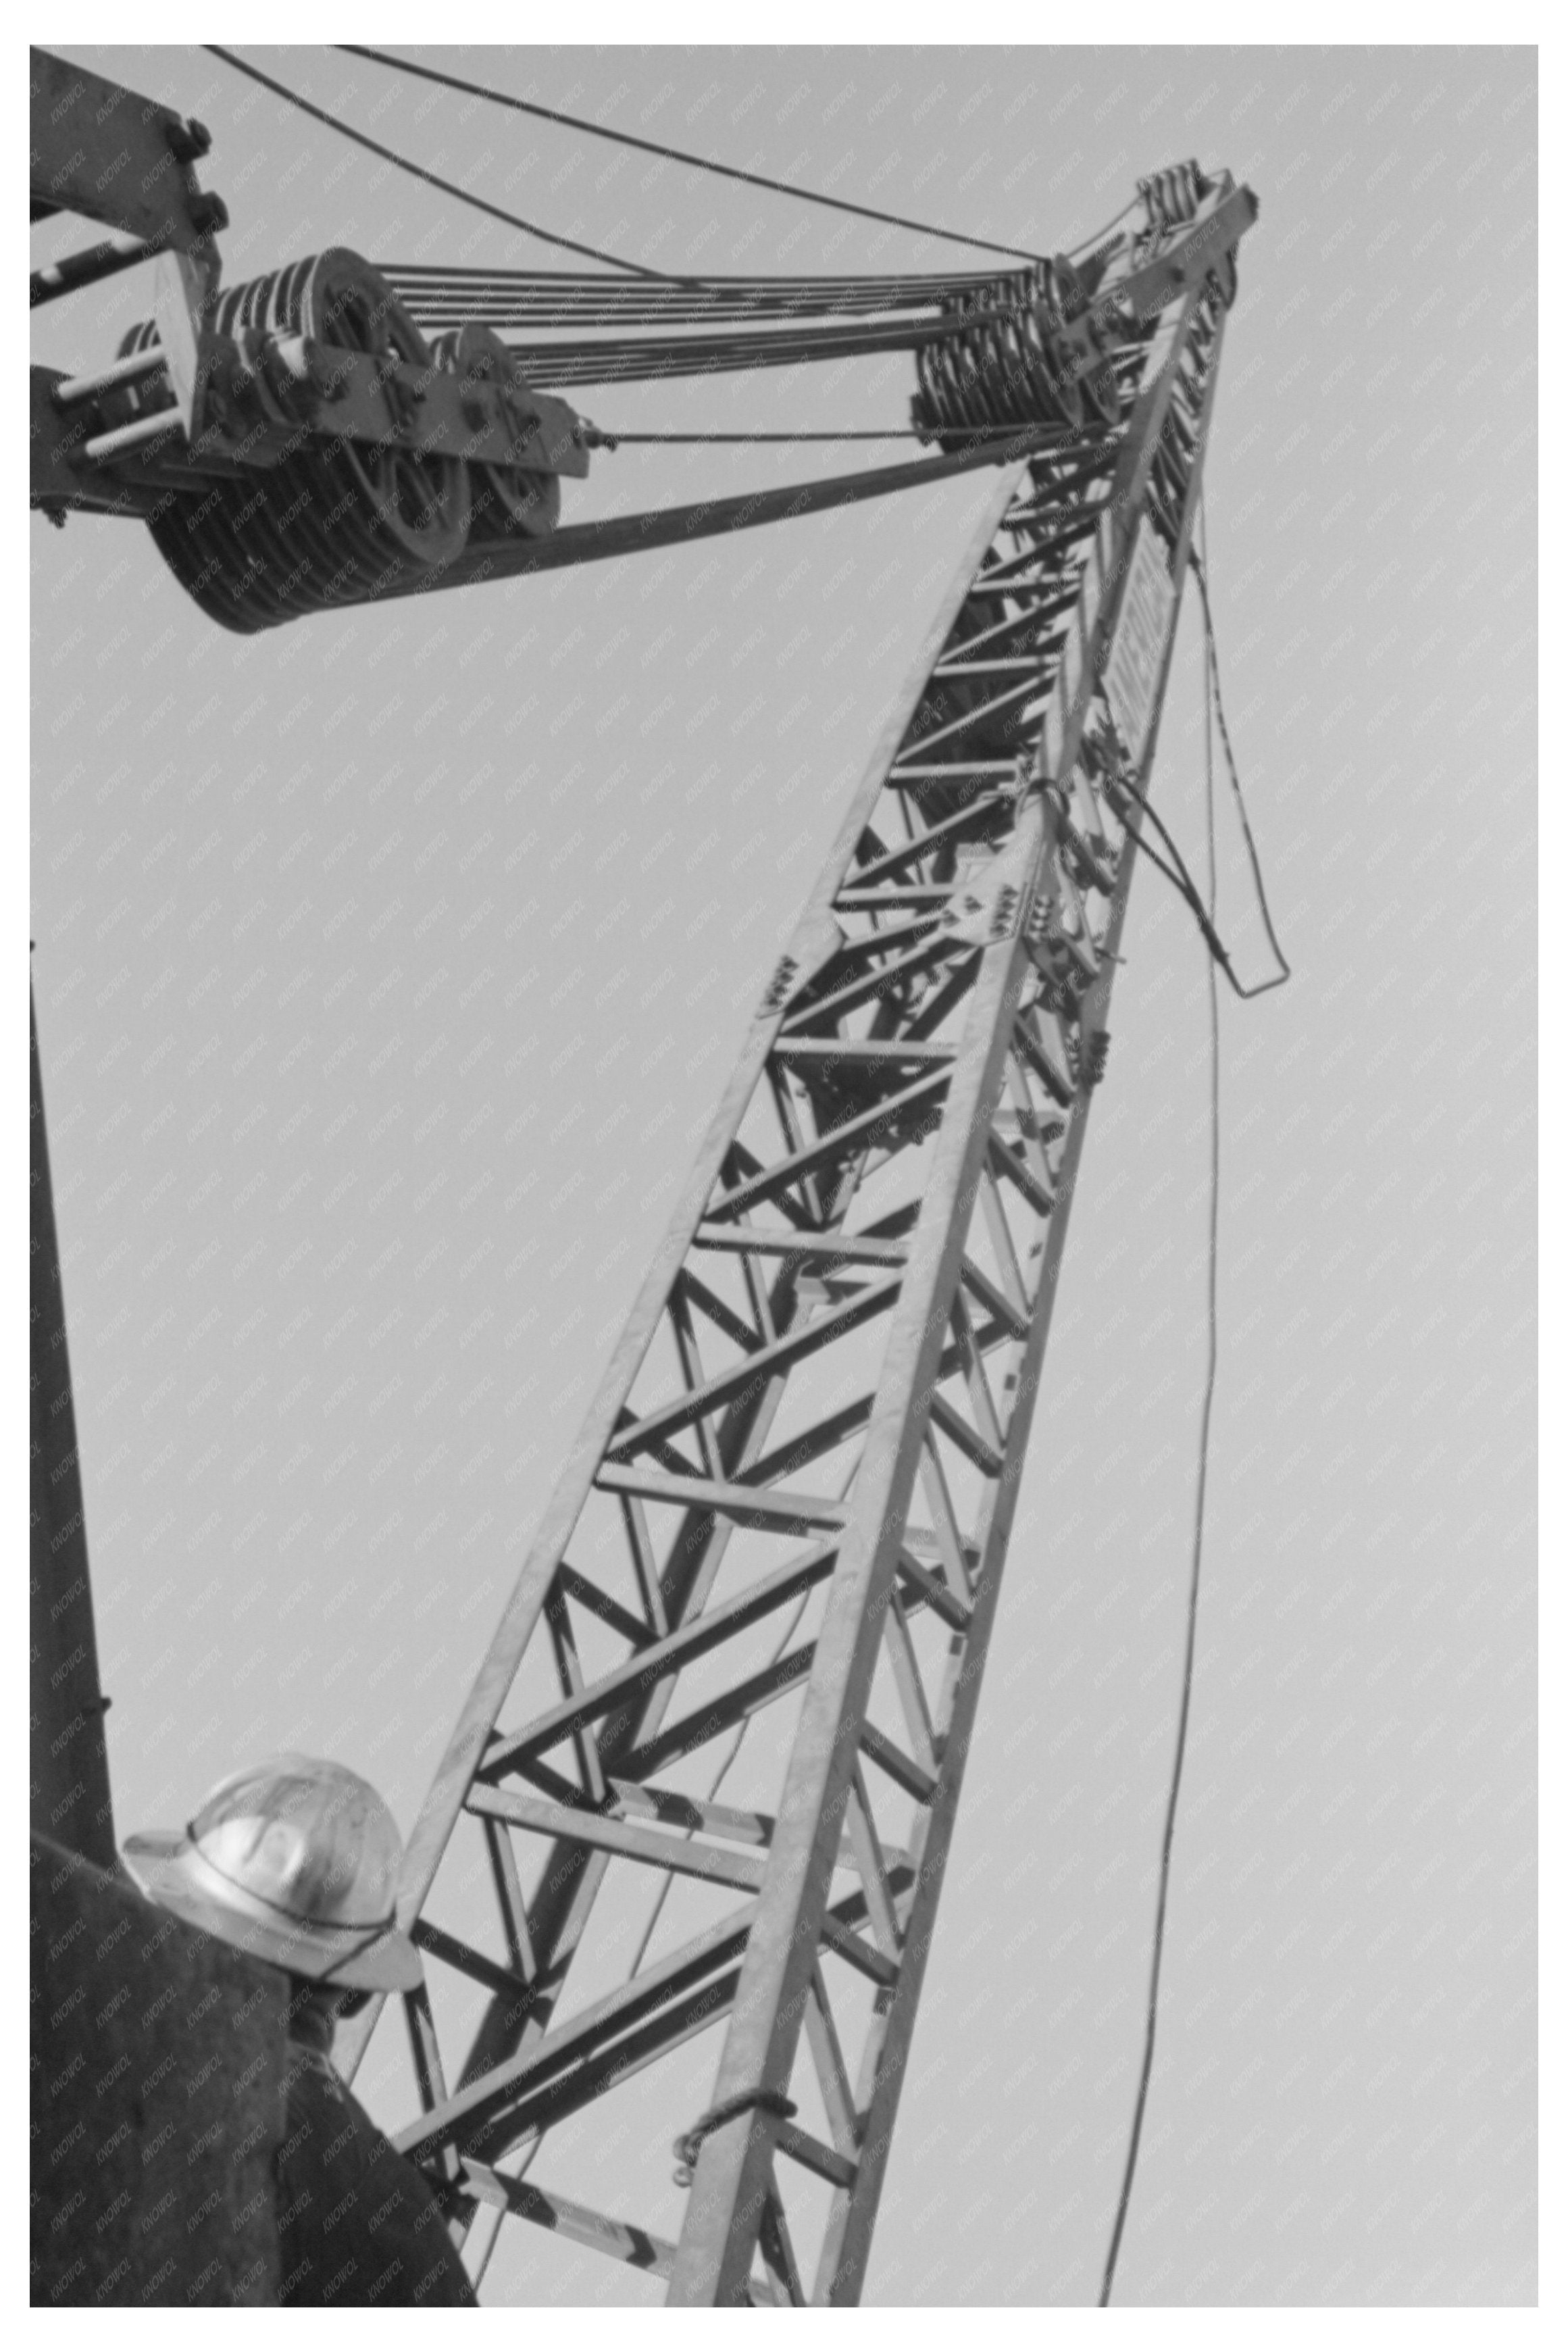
top-left (123, 1753), bottom-right (423, 1993)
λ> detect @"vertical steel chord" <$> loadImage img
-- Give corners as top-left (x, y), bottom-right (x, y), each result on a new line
top-left (664, 272), bottom-right (1217, 2308)
top-left (811, 304), bottom-right (1231, 2309)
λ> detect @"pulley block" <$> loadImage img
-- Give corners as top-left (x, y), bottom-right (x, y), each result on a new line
top-left (911, 258), bottom-right (1123, 451)
top-left (97, 250), bottom-right (578, 632)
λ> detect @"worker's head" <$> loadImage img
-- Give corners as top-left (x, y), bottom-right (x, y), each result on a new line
top-left (123, 1753), bottom-right (423, 1996)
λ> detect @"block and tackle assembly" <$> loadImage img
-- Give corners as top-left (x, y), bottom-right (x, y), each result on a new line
top-left (328, 168), bottom-right (1257, 2304)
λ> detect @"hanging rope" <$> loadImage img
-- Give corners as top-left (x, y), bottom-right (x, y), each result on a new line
top-left (1098, 497), bottom-right (1265, 2305)
top-left (340, 44), bottom-right (1052, 264)
top-left (1102, 541), bottom-right (1290, 1000)
top-left (1187, 549), bottom-right (1293, 995)
top-left (1106, 778), bottom-right (1273, 999)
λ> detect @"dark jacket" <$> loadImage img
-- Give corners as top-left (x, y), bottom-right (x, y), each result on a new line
top-left (274, 2041), bottom-right (478, 2307)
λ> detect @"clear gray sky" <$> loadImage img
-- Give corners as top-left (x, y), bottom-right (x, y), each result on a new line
top-left (30, 43), bottom-right (1535, 2305)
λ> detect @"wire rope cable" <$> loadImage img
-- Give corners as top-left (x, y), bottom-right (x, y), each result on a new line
top-left (339, 44), bottom-right (1052, 264)
top-left (1098, 498), bottom-right (1223, 2307)
top-left (382, 265), bottom-right (998, 324)
top-left (1111, 781), bottom-right (1246, 989)
top-left (1065, 197), bottom-right (1140, 257)
top-left (1106, 548), bottom-right (1290, 1001)
top-left (580, 426), bottom-right (1071, 447)
top-left (625, 1587), bottom-right (815, 1984)
top-left (203, 45), bottom-right (683, 280)
top-left (1187, 550), bottom-right (1293, 993)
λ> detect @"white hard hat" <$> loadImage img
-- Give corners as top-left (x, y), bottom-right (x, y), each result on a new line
top-left (123, 1754), bottom-right (422, 1994)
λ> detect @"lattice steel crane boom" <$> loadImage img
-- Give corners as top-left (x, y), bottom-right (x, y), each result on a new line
top-left (321, 175), bottom-right (1257, 2307)
top-left (33, 53), bottom-right (1257, 2305)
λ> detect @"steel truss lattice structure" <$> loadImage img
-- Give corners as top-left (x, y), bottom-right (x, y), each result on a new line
top-left (337, 172), bottom-right (1255, 2307)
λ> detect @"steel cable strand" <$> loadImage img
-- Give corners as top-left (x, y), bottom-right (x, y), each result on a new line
top-left (145, 498), bottom-right (265, 632)
top-left (623, 1586), bottom-right (817, 1989)
top-left (204, 45), bottom-right (680, 280)
top-left (932, 341), bottom-right (971, 439)
top-left (503, 303), bottom-right (1010, 388)
top-left (908, 343), bottom-right (942, 442)
top-left (384, 267), bottom-right (1001, 329)
top-left (178, 381), bottom-right (324, 628)
top-left (579, 428), bottom-right (1065, 446)
top-left (230, 431), bottom-right (370, 625)
top-left (983, 311), bottom-right (1032, 428)
top-left (1186, 552), bottom-right (1292, 995)
top-left (918, 335), bottom-right (965, 439)
top-left (1104, 759), bottom-right (1270, 998)
top-left (1019, 306), bottom-right (1078, 430)
top-left (338, 43), bottom-right (1053, 265)
top-left (1001, 306), bottom-right (1044, 420)
top-left (1007, 272), bottom-right (1067, 423)
top-left (477, 286), bottom-right (1107, 397)
top-left (1013, 309), bottom-right (1065, 425)
top-left (149, 451), bottom-right (320, 632)
top-left (388, 285), bottom-right (975, 332)
top-left (964, 325), bottom-right (1010, 431)
top-left (931, 334), bottom-right (973, 432)
top-left (921, 282), bottom-right (982, 432)
top-left (956, 324), bottom-right (1005, 432)
top-left (220, 468), bottom-right (332, 624)
top-left (1097, 514), bottom-right (1223, 2308)
top-left (1007, 295), bottom-right (1055, 422)
top-left (967, 283), bottom-right (1023, 426)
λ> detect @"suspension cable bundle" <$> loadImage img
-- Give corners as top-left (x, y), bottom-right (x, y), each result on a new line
top-left (74, 45), bottom-right (1236, 634)
top-left (94, 219), bottom-right (1175, 630)
top-left (384, 262), bottom-right (1124, 409)
top-left (380, 265), bottom-right (1005, 326)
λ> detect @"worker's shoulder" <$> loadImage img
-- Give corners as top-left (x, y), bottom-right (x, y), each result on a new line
top-left (282, 2047), bottom-right (395, 2153)
top-left (278, 2048), bottom-right (390, 2195)
top-left (276, 2049), bottom-right (478, 2307)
